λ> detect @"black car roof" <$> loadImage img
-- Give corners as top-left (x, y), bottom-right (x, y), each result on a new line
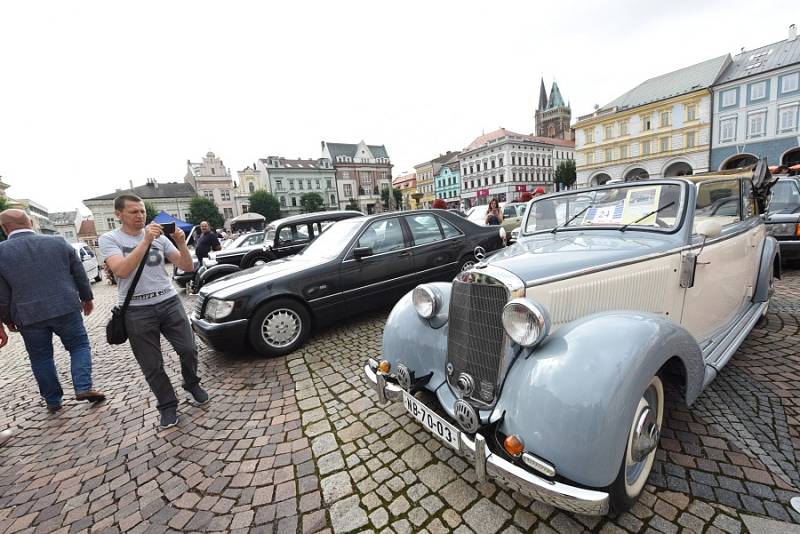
top-left (269, 210), bottom-right (363, 227)
top-left (346, 209), bottom-right (463, 224)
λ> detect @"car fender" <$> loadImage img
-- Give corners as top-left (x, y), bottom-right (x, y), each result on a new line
top-left (199, 264), bottom-right (241, 289)
top-left (753, 235), bottom-right (781, 302)
top-left (382, 283), bottom-right (453, 390)
top-left (492, 311), bottom-right (704, 489)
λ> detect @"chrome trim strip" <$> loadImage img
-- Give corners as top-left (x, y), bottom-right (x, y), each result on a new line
top-left (337, 262), bottom-right (458, 297)
top-left (363, 363), bottom-right (610, 515)
top-left (704, 301), bottom-right (767, 377)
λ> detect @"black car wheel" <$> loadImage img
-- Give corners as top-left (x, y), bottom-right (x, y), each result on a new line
top-left (241, 250), bottom-right (276, 269)
top-left (249, 298), bottom-right (311, 357)
top-left (458, 255), bottom-right (477, 271)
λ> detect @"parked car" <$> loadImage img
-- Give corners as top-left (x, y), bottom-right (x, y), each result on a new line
top-left (501, 202), bottom-right (527, 241)
top-left (364, 163), bottom-right (779, 516)
top-left (765, 175), bottom-right (800, 262)
top-left (191, 210), bottom-right (506, 357)
top-left (71, 243), bottom-right (101, 282)
top-left (465, 205), bottom-right (509, 242)
top-left (183, 212), bottom-right (363, 293)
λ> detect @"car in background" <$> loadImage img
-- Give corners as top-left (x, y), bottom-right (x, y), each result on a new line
top-left (364, 162), bottom-right (779, 516)
top-left (765, 175), bottom-right (800, 263)
top-left (71, 243), bottom-right (101, 282)
top-left (192, 210), bottom-right (505, 357)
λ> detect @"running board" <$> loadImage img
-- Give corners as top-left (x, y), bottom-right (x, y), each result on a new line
top-left (702, 301), bottom-right (767, 388)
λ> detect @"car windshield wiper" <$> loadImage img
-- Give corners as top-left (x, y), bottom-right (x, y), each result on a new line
top-left (619, 201), bottom-right (675, 232)
top-left (551, 205), bottom-right (592, 234)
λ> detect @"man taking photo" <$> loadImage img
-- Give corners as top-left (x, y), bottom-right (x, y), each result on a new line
top-left (100, 195), bottom-right (209, 429)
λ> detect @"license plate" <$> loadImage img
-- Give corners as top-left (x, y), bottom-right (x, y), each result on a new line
top-left (402, 390), bottom-right (460, 450)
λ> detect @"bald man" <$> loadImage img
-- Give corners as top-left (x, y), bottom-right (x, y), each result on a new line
top-left (0, 209), bottom-right (105, 412)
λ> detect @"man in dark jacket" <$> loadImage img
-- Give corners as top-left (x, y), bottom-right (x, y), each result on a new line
top-left (0, 209), bottom-right (106, 412)
top-left (194, 221), bottom-right (221, 264)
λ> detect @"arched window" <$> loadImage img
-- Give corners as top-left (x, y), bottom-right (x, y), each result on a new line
top-left (330, 194), bottom-right (336, 205)
top-left (280, 196), bottom-right (286, 207)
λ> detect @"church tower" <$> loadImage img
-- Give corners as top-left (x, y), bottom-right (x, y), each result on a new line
top-left (535, 78), bottom-right (573, 141)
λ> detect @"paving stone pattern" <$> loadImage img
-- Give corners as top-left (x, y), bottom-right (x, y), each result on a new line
top-left (0, 269), bottom-right (799, 533)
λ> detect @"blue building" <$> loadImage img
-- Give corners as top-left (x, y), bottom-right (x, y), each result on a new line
top-left (710, 26), bottom-right (800, 171)
top-left (435, 153), bottom-right (461, 208)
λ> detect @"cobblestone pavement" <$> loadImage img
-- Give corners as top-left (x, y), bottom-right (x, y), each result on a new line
top-left (1, 268), bottom-right (800, 533)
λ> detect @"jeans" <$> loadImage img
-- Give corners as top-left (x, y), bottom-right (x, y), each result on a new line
top-left (124, 296), bottom-right (200, 413)
top-left (19, 310), bottom-right (93, 406)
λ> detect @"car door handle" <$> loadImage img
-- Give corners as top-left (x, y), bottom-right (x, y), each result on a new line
top-left (398, 251), bottom-right (412, 257)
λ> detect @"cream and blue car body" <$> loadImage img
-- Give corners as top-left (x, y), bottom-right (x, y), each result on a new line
top-left (364, 164), bottom-right (779, 515)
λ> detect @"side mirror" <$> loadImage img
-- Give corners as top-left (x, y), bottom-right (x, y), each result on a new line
top-left (696, 219), bottom-right (722, 239)
top-left (353, 247), bottom-right (373, 260)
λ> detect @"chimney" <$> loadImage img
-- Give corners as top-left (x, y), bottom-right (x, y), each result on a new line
top-left (129, 180), bottom-right (133, 190)
top-left (153, 180), bottom-right (158, 189)
top-left (790, 24), bottom-right (797, 41)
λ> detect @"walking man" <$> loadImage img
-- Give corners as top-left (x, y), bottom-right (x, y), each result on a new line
top-left (100, 195), bottom-right (208, 429)
top-left (1, 324), bottom-right (16, 446)
top-left (194, 221), bottom-right (221, 264)
top-left (0, 209), bottom-right (106, 412)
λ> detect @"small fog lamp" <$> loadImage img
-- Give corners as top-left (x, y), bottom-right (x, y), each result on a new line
top-left (504, 435), bottom-right (524, 457)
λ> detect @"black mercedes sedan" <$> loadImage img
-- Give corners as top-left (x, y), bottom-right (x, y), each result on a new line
top-left (765, 176), bottom-right (800, 262)
top-left (191, 210), bottom-right (505, 357)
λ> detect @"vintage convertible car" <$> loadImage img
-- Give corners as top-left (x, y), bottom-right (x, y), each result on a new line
top-left (364, 163), bottom-right (779, 515)
top-left (765, 175), bottom-right (800, 262)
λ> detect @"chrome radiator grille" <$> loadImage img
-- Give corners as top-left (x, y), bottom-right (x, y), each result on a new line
top-left (194, 294), bottom-right (206, 318)
top-left (446, 279), bottom-right (508, 405)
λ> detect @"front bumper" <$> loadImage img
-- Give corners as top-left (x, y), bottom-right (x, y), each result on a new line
top-left (777, 239), bottom-right (800, 260)
top-left (363, 359), bottom-right (610, 516)
top-left (191, 316), bottom-right (249, 352)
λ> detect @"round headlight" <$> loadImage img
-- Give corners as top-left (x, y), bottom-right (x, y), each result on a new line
top-left (499, 227), bottom-right (507, 240)
top-left (412, 285), bottom-right (439, 319)
top-left (501, 298), bottom-right (550, 347)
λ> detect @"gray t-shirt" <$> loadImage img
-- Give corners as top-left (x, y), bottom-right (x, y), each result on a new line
top-left (99, 229), bottom-right (179, 306)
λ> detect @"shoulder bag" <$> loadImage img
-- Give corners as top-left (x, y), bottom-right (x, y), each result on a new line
top-left (106, 247), bottom-right (150, 345)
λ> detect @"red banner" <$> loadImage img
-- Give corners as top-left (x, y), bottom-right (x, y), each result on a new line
top-left (477, 189), bottom-right (489, 197)
top-left (514, 185), bottom-right (528, 192)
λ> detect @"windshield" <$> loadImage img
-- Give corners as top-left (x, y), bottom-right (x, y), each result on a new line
top-left (467, 207), bottom-right (487, 225)
top-left (769, 180), bottom-right (800, 212)
top-left (300, 219), bottom-right (362, 259)
top-left (523, 183), bottom-right (684, 234)
top-left (222, 233), bottom-right (249, 249)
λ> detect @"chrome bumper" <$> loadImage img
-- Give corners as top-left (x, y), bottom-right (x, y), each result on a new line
top-left (363, 358), bottom-right (610, 516)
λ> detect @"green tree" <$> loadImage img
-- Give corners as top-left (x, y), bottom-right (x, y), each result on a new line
top-left (346, 197), bottom-right (359, 211)
top-left (186, 196), bottom-right (224, 229)
top-left (380, 188), bottom-right (391, 210)
top-left (300, 192), bottom-right (325, 213)
top-left (393, 188), bottom-right (403, 210)
top-left (249, 190), bottom-right (281, 222)
top-left (554, 160), bottom-right (577, 190)
top-left (145, 201), bottom-right (159, 223)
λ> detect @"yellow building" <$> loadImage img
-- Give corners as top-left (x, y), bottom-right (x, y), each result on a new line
top-left (575, 55), bottom-right (731, 186)
top-left (392, 171), bottom-right (417, 210)
top-left (414, 152), bottom-right (459, 209)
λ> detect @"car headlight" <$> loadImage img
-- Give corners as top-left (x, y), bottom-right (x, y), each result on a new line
top-left (412, 285), bottom-right (440, 319)
top-left (499, 227), bottom-right (507, 240)
top-left (501, 298), bottom-right (550, 348)
top-left (767, 222), bottom-right (798, 236)
top-left (205, 298), bottom-right (235, 321)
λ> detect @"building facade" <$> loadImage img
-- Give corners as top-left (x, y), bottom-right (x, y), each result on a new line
top-left (535, 79), bottom-right (573, 141)
top-left (257, 157), bottom-right (337, 215)
top-left (392, 172), bottom-right (417, 210)
top-left (435, 155), bottom-right (462, 208)
top-left (234, 165), bottom-right (270, 215)
top-left (460, 128), bottom-right (574, 209)
top-left (83, 180), bottom-right (195, 235)
top-left (50, 211), bottom-right (81, 242)
top-left (710, 26), bottom-right (800, 171)
top-left (321, 140), bottom-right (392, 214)
top-left (185, 151), bottom-right (237, 221)
top-left (574, 54), bottom-right (731, 187)
top-left (8, 199), bottom-right (56, 235)
top-left (414, 151), bottom-right (459, 209)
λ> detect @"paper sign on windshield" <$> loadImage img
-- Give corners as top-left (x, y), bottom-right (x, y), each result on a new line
top-left (622, 186), bottom-right (661, 224)
top-left (584, 201), bottom-right (624, 225)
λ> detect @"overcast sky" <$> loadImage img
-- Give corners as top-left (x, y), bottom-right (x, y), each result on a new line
top-left (0, 0), bottom-right (795, 214)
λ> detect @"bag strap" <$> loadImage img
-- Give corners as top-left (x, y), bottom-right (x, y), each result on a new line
top-left (120, 246), bottom-right (150, 313)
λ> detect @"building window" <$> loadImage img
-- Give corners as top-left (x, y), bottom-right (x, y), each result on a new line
top-left (661, 111), bottom-right (671, 127)
top-left (289, 179), bottom-right (295, 190)
top-left (307, 180), bottom-right (312, 190)
top-left (330, 194), bottom-right (336, 205)
top-left (291, 197), bottom-right (297, 207)
top-left (106, 217), bottom-right (116, 229)
top-left (491, 159), bottom-right (496, 169)
top-left (779, 106), bottom-right (798, 132)
top-left (605, 148), bottom-right (613, 162)
top-left (499, 157), bottom-right (504, 166)
top-left (780, 72), bottom-right (799, 94)
top-left (605, 125), bottom-right (613, 139)
top-left (586, 152), bottom-right (594, 165)
top-left (223, 208), bottom-right (233, 218)
top-left (221, 190), bottom-right (231, 201)
top-left (315, 180), bottom-right (320, 189)
top-left (619, 121), bottom-right (629, 136)
top-left (749, 81), bottom-right (767, 101)
top-left (641, 115), bottom-right (652, 131)
top-left (203, 190), bottom-right (214, 200)
top-left (299, 180), bottom-right (304, 190)
top-left (720, 117), bottom-right (737, 142)
top-left (280, 196), bottom-right (286, 207)
top-left (585, 129), bottom-right (594, 143)
top-left (641, 141), bottom-right (651, 156)
top-left (620, 144), bottom-right (628, 159)
top-left (659, 137), bottom-right (669, 152)
top-left (686, 104), bottom-right (698, 121)
top-left (242, 204), bottom-right (249, 213)
top-left (685, 132), bottom-right (696, 148)
top-left (747, 111), bottom-right (766, 138)
top-left (721, 89), bottom-right (737, 107)
top-left (344, 184), bottom-right (353, 197)
top-left (326, 179), bottom-right (332, 189)
top-left (248, 182), bottom-right (255, 193)
top-left (276, 179), bottom-right (283, 191)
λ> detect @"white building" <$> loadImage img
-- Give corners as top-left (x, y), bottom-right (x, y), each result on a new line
top-left (184, 151), bottom-right (237, 221)
top-left (459, 128), bottom-right (574, 209)
top-left (83, 180), bottom-right (195, 235)
top-left (256, 157), bottom-right (338, 215)
top-left (49, 211), bottom-right (81, 243)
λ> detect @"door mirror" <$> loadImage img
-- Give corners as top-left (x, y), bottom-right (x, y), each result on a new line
top-left (353, 247), bottom-right (373, 260)
top-left (696, 219), bottom-right (722, 239)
